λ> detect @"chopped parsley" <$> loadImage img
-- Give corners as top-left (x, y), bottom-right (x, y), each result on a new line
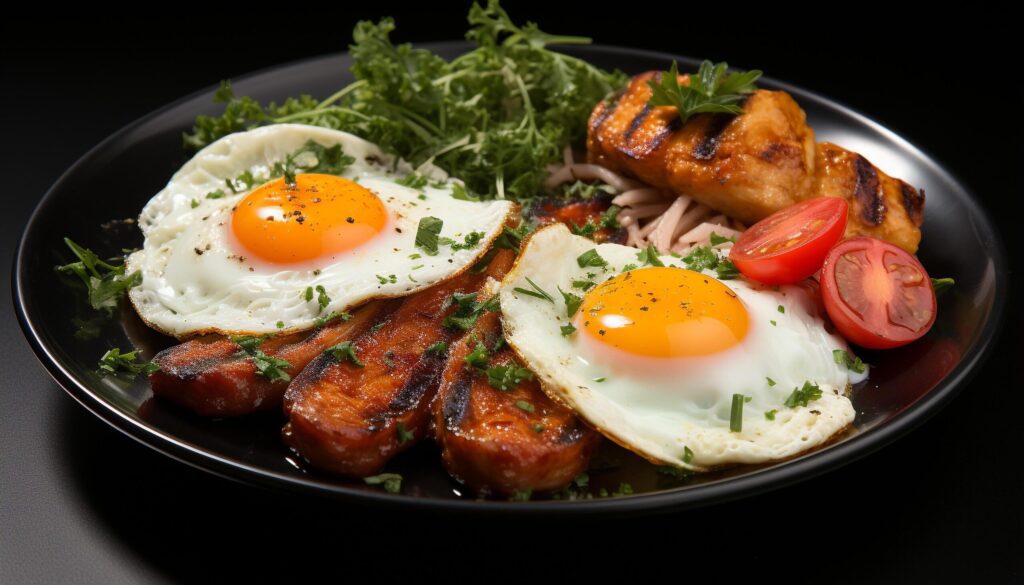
top-left (560, 323), bottom-right (577, 337)
top-left (232, 335), bottom-right (292, 382)
top-left (646, 60), bottom-right (761, 125)
top-left (314, 311), bottom-right (352, 328)
top-left (764, 409), bottom-right (777, 421)
top-left (396, 422), bottom-right (414, 445)
top-left (709, 231), bottom-right (735, 246)
top-left (682, 445), bottom-right (695, 464)
top-left (715, 258), bottom-right (740, 280)
top-left (571, 279), bottom-right (596, 291)
top-left (730, 393), bottom-right (745, 432)
top-left (205, 189), bottom-right (226, 199)
top-left (576, 248), bottom-right (608, 268)
top-left (276, 321), bottom-right (285, 329)
top-left (766, 376), bottom-right (776, 387)
top-left (190, 198), bottom-right (199, 208)
top-left (559, 287), bottom-right (583, 317)
top-left (443, 293), bottom-right (499, 330)
top-left (315, 285), bottom-right (330, 313)
top-left (514, 400), bottom-right (535, 413)
top-left (777, 304), bottom-right (785, 314)
top-left (442, 231), bottom-right (485, 251)
top-left (464, 343), bottom-right (490, 369)
top-left (376, 274), bottom-right (398, 285)
top-left (325, 341), bottom-right (365, 368)
top-left (833, 349), bottom-right (866, 374)
top-left (450, 182), bottom-right (479, 201)
top-left (531, 422), bottom-right (545, 433)
top-left (681, 246), bottom-right (719, 272)
top-left (932, 277), bottom-right (955, 297)
top-left (304, 287), bottom-right (314, 302)
top-left (397, 173), bottom-right (429, 190)
top-left (495, 224), bottom-right (529, 251)
top-left (97, 348), bottom-right (158, 379)
top-left (363, 473), bottom-right (402, 493)
top-left (486, 363), bottom-right (533, 391)
top-left (414, 216), bottom-right (444, 255)
top-left (636, 243), bottom-right (665, 267)
top-left (425, 341), bottom-right (449, 356)
top-left (513, 276), bottom-right (555, 302)
top-left (593, 376), bottom-right (607, 383)
top-left (784, 381), bottom-right (823, 408)
top-left (56, 238), bottom-right (141, 314)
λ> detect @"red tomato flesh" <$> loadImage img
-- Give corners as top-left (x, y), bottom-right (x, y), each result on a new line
top-left (820, 236), bottom-right (937, 349)
top-left (730, 197), bottom-right (848, 284)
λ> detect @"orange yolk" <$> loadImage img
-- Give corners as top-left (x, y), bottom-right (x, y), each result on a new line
top-left (230, 174), bottom-right (387, 265)
top-left (578, 267), bottom-right (749, 358)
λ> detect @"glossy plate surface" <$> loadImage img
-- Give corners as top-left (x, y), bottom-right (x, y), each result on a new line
top-left (14, 43), bottom-right (1007, 514)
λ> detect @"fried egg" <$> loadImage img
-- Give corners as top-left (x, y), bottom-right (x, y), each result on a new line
top-left (499, 224), bottom-right (866, 469)
top-left (127, 124), bottom-right (514, 337)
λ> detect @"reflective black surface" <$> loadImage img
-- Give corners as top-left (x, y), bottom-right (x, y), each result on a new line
top-left (3, 9), bottom-right (1022, 582)
top-left (12, 44), bottom-right (1008, 513)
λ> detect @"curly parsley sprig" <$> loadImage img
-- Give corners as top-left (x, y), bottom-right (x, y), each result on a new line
top-left (647, 60), bottom-right (761, 125)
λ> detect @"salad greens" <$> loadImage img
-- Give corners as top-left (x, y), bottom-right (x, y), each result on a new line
top-left (184, 1), bottom-right (626, 201)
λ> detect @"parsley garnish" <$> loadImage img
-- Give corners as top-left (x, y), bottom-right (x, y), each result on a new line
top-left (513, 277), bottom-right (555, 303)
top-left (932, 277), bottom-right (955, 297)
top-left (495, 224), bottom-right (529, 251)
top-left (97, 348), bottom-right (158, 379)
top-left (764, 409), bottom-right (777, 421)
top-left (314, 311), bottom-right (352, 328)
top-left (325, 341), bottom-right (365, 367)
top-left (576, 248), bottom-right (608, 268)
top-left (415, 216), bottom-right (444, 255)
top-left (464, 342), bottom-right (490, 369)
top-left (364, 473), bottom-right (402, 493)
top-left (232, 335), bottom-right (292, 382)
top-left (715, 259), bottom-right (740, 280)
top-left (560, 323), bottom-right (577, 336)
top-left (443, 293), bottom-right (499, 331)
top-left (558, 287), bottom-right (583, 317)
top-left (682, 246), bottom-right (719, 272)
top-left (425, 341), bottom-right (448, 355)
top-left (56, 238), bottom-right (141, 314)
top-left (766, 376), bottom-right (776, 387)
top-left (647, 60), bottom-right (761, 125)
top-left (784, 381), bottom-right (823, 408)
top-left (709, 231), bottom-right (735, 246)
top-left (636, 243), bottom-right (665, 267)
top-left (777, 304), bottom-right (785, 314)
top-left (571, 279), bottom-right (596, 291)
top-left (443, 231), bottom-right (485, 251)
top-left (450, 182), bottom-right (479, 201)
top-left (315, 285), bottom-right (330, 313)
top-left (206, 189), bottom-right (226, 199)
top-left (514, 400), bottom-right (535, 413)
top-left (833, 349), bottom-right (866, 374)
top-left (486, 364), bottom-right (533, 391)
top-left (730, 393), bottom-right (745, 432)
top-left (304, 287), bottom-right (314, 302)
top-left (397, 173), bottom-right (429, 190)
top-left (396, 422), bottom-right (414, 445)
top-left (682, 446), bottom-right (695, 464)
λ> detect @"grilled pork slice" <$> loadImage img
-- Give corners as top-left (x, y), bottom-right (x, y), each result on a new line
top-left (149, 302), bottom-right (395, 417)
top-left (587, 71), bottom-right (924, 253)
top-left (282, 251), bottom-right (515, 476)
top-left (432, 305), bottom-right (600, 496)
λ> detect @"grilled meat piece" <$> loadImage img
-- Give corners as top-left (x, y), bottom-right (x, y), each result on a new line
top-left (282, 251), bottom-right (515, 476)
top-left (432, 306), bottom-right (599, 496)
top-left (149, 302), bottom-right (394, 417)
top-left (587, 71), bottom-right (924, 252)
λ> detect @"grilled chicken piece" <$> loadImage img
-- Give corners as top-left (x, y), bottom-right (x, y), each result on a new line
top-left (149, 302), bottom-right (395, 417)
top-left (587, 71), bottom-right (925, 253)
top-left (432, 304), bottom-right (599, 496)
top-left (282, 251), bottom-right (516, 476)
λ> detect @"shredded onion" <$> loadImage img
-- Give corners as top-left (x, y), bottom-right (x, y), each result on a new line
top-left (546, 152), bottom-right (746, 253)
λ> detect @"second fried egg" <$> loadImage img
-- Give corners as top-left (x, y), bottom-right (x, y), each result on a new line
top-left (499, 224), bottom-right (865, 469)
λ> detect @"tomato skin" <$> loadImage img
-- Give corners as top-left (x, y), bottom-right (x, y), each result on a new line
top-left (730, 197), bottom-right (848, 285)
top-left (820, 236), bottom-right (937, 349)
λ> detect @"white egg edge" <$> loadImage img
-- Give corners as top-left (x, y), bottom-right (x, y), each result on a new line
top-left (498, 224), bottom-right (857, 470)
top-left (127, 123), bottom-right (515, 338)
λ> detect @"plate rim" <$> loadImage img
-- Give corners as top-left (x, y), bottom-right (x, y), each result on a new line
top-left (12, 42), bottom-right (1010, 515)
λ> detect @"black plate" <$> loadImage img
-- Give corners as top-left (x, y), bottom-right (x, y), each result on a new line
top-left (13, 43), bottom-right (1008, 514)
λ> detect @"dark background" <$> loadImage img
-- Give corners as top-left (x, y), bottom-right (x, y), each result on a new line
top-left (2, 4), bottom-right (1021, 582)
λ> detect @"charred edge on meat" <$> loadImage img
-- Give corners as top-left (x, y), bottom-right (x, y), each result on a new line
top-left (152, 345), bottom-right (241, 382)
top-left (901, 183), bottom-right (925, 226)
top-left (854, 155), bottom-right (886, 226)
top-left (692, 113), bottom-right (735, 161)
top-left (589, 89), bottom-right (625, 134)
top-left (442, 374), bottom-right (473, 432)
top-left (384, 350), bottom-right (448, 417)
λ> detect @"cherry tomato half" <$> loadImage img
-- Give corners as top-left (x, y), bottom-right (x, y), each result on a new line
top-left (820, 236), bottom-right (937, 349)
top-left (730, 197), bottom-right (848, 285)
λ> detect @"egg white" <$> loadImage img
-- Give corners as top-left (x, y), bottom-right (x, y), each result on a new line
top-left (499, 224), bottom-right (866, 469)
top-left (127, 124), bottom-right (513, 337)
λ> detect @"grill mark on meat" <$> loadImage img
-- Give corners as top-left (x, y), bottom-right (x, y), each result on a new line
top-left (623, 104), bottom-right (651, 141)
top-left (589, 90), bottom-right (624, 134)
top-left (385, 348), bottom-right (447, 416)
top-left (901, 183), bottom-right (925, 226)
top-left (155, 348), bottom-right (239, 381)
top-left (442, 374), bottom-right (473, 431)
top-left (692, 114), bottom-right (734, 160)
top-left (854, 155), bottom-right (886, 226)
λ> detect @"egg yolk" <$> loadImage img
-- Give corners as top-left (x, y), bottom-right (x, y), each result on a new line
top-left (230, 174), bottom-right (387, 265)
top-left (578, 267), bottom-right (749, 358)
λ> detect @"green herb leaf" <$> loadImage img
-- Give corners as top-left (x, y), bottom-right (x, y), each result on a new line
top-left (932, 277), bottom-right (955, 297)
top-left (709, 231), bottom-right (736, 246)
top-left (766, 376), bottom-right (776, 387)
top-left (636, 243), bottom-right (665, 267)
top-left (514, 400), bottom-right (535, 413)
top-left (325, 341), bottom-right (365, 368)
top-left (647, 60), bottom-right (761, 125)
top-left (560, 323), bottom-right (577, 336)
top-left (682, 245), bottom-right (719, 272)
top-left (231, 335), bottom-right (292, 382)
top-left (730, 393), bottom-right (745, 432)
top-left (315, 285), bottom-right (330, 313)
top-left (559, 287), bottom-right (583, 317)
top-left (415, 216), bottom-right (444, 255)
top-left (715, 258), bottom-right (740, 280)
top-left (764, 409), bottom-right (777, 421)
top-left (425, 341), bottom-right (448, 356)
top-left (56, 238), bottom-right (141, 314)
top-left (576, 248), bottom-right (608, 268)
top-left (396, 422), bottom-right (414, 445)
top-left (784, 381), bottom-right (823, 408)
top-left (571, 279), bottom-right (596, 291)
top-left (486, 363), bottom-right (533, 391)
top-left (97, 348), bottom-right (159, 379)
top-left (464, 342), bottom-right (490, 369)
top-left (833, 349), bottom-right (866, 374)
top-left (682, 445), bottom-right (694, 464)
top-left (513, 276), bottom-right (555, 302)
top-left (363, 473), bottom-right (402, 493)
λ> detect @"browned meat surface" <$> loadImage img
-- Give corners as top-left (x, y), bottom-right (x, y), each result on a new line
top-left (432, 306), bottom-right (599, 496)
top-left (149, 302), bottom-right (395, 417)
top-left (282, 250), bottom-right (516, 476)
top-left (587, 71), bottom-right (924, 253)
